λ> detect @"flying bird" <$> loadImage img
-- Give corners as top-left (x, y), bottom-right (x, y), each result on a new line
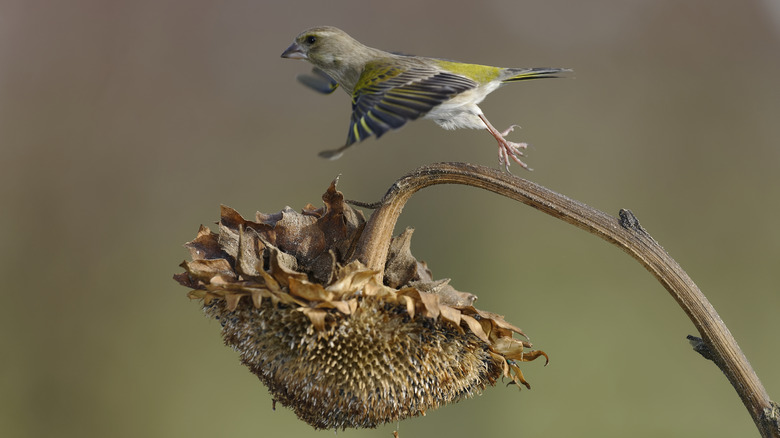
top-left (281, 26), bottom-right (569, 171)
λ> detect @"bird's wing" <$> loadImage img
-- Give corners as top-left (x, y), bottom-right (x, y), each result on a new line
top-left (296, 67), bottom-right (339, 94)
top-left (500, 67), bottom-right (572, 83)
top-left (346, 63), bottom-right (477, 145)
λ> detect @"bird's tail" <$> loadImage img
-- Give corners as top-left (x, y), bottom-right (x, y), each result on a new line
top-left (318, 144), bottom-right (350, 160)
top-left (501, 67), bottom-right (572, 83)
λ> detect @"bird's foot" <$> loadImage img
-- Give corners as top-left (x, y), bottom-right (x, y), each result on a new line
top-left (499, 124), bottom-right (522, 138)
top-left (479, 115), bottom-right (531, 172)
top-left (497, 137), bottom-right (530, 172)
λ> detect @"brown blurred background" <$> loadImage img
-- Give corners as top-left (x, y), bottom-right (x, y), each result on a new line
top-left (2, 0), bottom-right (779, 437)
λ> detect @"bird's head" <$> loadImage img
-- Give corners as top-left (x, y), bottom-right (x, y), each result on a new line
top-left (281, 26), bottom-right (373, 87)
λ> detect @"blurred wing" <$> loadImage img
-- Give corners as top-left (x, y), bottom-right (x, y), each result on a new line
top-left (296, 67), bottom-right (339, 94)
top-left (346, 63), bottom-right (477, 145)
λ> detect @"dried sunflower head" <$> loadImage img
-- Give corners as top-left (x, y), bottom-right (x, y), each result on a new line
top-left (174, 181), bottom-right (547, 430)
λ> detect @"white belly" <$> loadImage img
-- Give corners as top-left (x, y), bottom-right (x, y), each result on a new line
top-left (422, 83), bottom-right (499, 130)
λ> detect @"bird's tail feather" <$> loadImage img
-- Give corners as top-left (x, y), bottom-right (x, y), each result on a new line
top-left (502, 67), bottom-right (572, 82)
top-left (318, 144), bottom-right (351, 160)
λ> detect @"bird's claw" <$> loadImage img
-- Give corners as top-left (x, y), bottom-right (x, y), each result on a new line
top-left (497, 139), bottom-right (530, 172)
top-left (478, 115), bottom-right (532, 172)
top-left (499, 124), bottom-right (522, 139)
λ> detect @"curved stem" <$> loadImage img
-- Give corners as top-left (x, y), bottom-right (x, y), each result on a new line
top-left (350, 162), bottom-right (778, 437)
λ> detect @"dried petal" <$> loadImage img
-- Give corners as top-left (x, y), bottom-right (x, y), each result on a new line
top-left (461, 314), bottom-right (490, 343)
top-left (236, 225), bottom-right (264, 278)
top-left (174, 182), bottom-right (546, 430)
top-left (288, 277), bottom-right (332, 302)
top-left (184, 225), bottom-right (225, 260)
top-left (384, 228), bottom-right (419, 288)
top-left (300, 307), bottom-right (328, 331)
top-left (183, 259), bottom-right (235, 281)
top-left (439, 304), bottom-right (462, 329)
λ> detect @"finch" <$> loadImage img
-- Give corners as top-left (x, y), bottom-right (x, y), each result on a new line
top-left (281, 26), bottom-right (569, 171)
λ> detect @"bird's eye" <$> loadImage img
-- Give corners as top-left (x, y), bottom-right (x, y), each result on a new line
top-left (306, 35), bottom-right (317, 44)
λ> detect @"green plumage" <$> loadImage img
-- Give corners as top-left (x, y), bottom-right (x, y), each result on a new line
top-left (432, 60), bottom-right (503, 84)
top-left (346, 62), bottom-right (477, 145)
top-left (281, 26), bottom-right (570, 169)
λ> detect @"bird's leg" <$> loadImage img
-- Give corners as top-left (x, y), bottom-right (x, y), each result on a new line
top-left (478, 114), bottom-right (530, 172)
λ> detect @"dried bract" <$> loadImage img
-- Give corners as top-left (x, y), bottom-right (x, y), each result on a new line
top-left (174, 181), bottom-right (547, 430)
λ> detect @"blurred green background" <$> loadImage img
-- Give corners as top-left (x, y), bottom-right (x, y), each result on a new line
top-left (2, 0), bottom-right (779, 437)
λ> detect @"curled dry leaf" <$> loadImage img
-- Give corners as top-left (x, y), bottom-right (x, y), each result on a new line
top-left (174, 180), bottom-right (547, 430)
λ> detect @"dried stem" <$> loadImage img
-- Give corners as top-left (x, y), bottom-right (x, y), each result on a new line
top-left (350, 162), bottom-right (779, 438)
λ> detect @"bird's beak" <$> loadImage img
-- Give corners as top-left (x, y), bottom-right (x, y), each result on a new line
top-left (281, 42), bottom-right (307, 60)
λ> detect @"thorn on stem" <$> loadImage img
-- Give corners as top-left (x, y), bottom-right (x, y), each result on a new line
top-left (619, 209), bottom-right (644, 231)
top-left (687, 335), bottom-right (716, 362)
